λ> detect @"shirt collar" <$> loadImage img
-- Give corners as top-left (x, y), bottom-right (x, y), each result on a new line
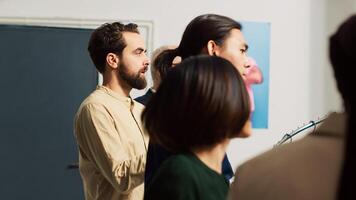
top-left (97, 85), bottom-right (133, 107)
top-left (149, 87), bottom-right (156, 93)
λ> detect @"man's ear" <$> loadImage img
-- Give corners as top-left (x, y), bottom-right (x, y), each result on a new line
top-left (106, 53), bottom-right (119, 69)
top-left (206, 40), bottom-right (221, 56)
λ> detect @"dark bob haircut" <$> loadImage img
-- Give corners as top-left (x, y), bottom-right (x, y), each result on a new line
top-left (142, 55), bottom-right (250, 153)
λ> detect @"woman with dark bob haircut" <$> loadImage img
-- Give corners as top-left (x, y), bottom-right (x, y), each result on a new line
top-left (145, 14), bottom-right (249, 186)
top-left (142, 55), bottom-right (251, 200)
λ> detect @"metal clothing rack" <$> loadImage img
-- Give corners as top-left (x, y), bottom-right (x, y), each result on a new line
top-left (275, 115), bottom-right (328, 146)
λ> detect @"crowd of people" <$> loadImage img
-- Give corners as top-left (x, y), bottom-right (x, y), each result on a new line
top-left (74, 13), bottom-right (356, 200)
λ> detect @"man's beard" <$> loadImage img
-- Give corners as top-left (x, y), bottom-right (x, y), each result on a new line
top-left (119, 62), bottom-right (147, 90)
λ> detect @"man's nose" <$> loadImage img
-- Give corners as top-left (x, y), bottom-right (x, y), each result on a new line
top-left (144, 55), bottom-right (150, 66)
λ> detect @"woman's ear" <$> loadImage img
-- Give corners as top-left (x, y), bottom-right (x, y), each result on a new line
top-left (206, 40), bottom-right (220, 56)
top-left (106, 53), bottom-right (119, 69)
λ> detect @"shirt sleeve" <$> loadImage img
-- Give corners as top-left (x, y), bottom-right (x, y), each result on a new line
top-left (76, 103), bottom-right (146, 193)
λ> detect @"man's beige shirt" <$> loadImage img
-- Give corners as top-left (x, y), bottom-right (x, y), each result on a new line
top-left (74, 86), bottom-right (149, 200)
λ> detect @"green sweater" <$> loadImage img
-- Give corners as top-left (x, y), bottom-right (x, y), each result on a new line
top-left (144, 153), bottom-right (229, 200)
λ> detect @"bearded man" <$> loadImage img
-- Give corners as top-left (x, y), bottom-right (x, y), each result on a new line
top-left (74, 22), bottom-right (149, 200)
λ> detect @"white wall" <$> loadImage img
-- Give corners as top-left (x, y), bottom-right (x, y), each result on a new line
top-left (1, 0), bottom-right (354, 169)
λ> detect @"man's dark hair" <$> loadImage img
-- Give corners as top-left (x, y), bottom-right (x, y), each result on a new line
top-left (154, 14), bottom-right (242, 80)
top-left (142, 55), bottom-right (250, 153)
top-left (330, 15), bottom-right (356, 200)
top-left (87, 22), bottom-right (139, 74)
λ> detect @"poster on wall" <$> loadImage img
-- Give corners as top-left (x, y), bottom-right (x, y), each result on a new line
top-left (241, 21), bottom-right (270, 129)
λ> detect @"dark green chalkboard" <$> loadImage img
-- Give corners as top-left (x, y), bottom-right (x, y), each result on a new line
top-left (0, 25), bottom-right (97, 200)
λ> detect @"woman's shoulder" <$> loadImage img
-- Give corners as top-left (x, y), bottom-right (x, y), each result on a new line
top-left (148, 153), bottom-right (204, 187)
top-left (160, 154), bottom-right (198, 175)
top-left (145, 154), bottom-right (199, 199)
